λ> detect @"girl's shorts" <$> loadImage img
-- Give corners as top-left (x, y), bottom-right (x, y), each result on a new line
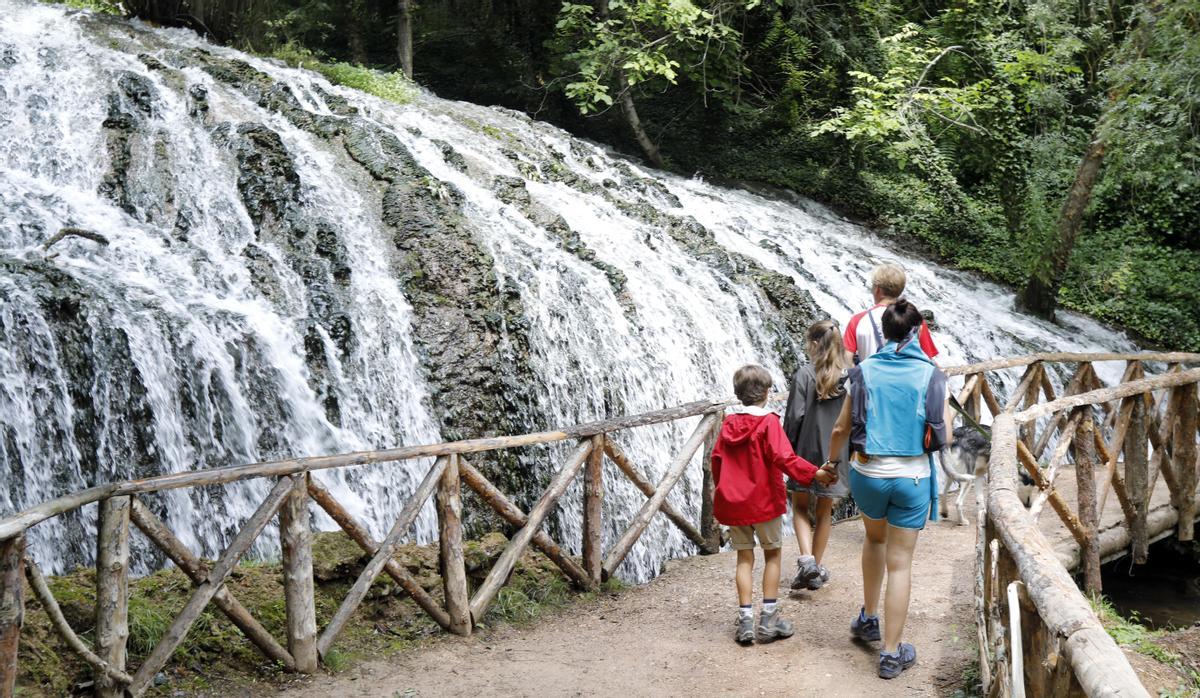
top-left (848, 469), bottom-right (931, 530)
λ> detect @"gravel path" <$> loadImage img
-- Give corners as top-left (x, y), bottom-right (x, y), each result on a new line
top-left (276, 516), bottom-right (978, 697)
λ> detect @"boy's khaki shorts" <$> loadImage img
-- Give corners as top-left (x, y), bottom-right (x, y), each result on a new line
top-left (728, 516), bottom-right (783, 550)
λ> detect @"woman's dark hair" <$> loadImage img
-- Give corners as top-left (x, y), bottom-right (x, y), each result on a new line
top-left (881, 298), bottom-right (924, 342)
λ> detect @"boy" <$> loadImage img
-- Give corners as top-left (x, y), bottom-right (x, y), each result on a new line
top-left (712, 364), bottom-right (837, 645)
top-left (843, 264), bottom-right (939, 364)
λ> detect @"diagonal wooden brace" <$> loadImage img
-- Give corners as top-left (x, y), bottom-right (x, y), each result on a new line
top-left (457, 458), bottom-right (590, 589)
top-left (128, 497), bottom-right (296, 671)
top-left (603, 437), bottom-right (711, 553)
top-left (306, 475), bottom-right (452, 630)
top-left (469, 440), bottom-right (593, 622)
top-left (318, 456), bottom-right (448, 656)
top-left (127, 477), bottom-right (295, 696)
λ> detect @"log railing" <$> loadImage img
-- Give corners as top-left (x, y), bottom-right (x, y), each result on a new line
top-left (0, 351), bottom-right (1196, 697)
top-left (0, 394), bottom-right (731, 696)
top-left (966, 354), bottom-right (1200, 696)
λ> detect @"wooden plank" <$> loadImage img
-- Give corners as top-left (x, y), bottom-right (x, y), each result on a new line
top-left (957, 374), bottom-right (981, 406)
top-left (1027, 410), bottom-right (1082, 521)
top-left (127, 477), bottom-right (294, 696)
top-left (0, 484), bottom-right (117, 540)
top-left (603, 437), bottom-right (709, 552)
top-left (305, 476), bottom-right (453, 629)
top-left (942, 351), bottom-right (1200, 377)
top-left (1073, 413), bottom-right (1101, 593)
top-left (1173, 383), bottom-right (1197, 540)
top-left (1005, 362), bottom-right (1042, 414)
top-left (1031, 362), bottom-right (1091, 460)
top-left (582, 434), bottom-right (604, 585)
top-left (1097, 396), bottom-right (1138, 517)
top-left (24, 556), bottom-right (133, 686)
top-left (987, 415), bottom-right (1148, 698)
top-left (1014, 367), bottom-right (1200, 424)
top-left (280, 474), bottom-right (318, 672)
top-left (0, 536), bottom-right (22, 698)
top-left (1017, 442), bottom-right (1087, 547)
top-left (317, 456), bottom-right (449, 656)
top-left (1125, 395), bottom-right (1149, 564)
top-left (603, 413), bottom-right (719, 578)
top-left (980, 377), bottom-right (1005, 418)
top-left (438, 454), bottom-right (470, 636)
top-left (128, 498), bottom-right (296, 670)
top-left (456, 458), bottom-right (590, 589)
top-left (699, 413), bottom-right (721, 554)
top-left (469, 440), bottom-right (593, 622)
top-left (95, 496), bottom-right (131, 697)
top-left (1089, 432), bottom-right (1138, 528)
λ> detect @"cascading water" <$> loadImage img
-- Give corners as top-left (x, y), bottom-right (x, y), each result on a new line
top-left (0, 1), bottom-right (1135, 581)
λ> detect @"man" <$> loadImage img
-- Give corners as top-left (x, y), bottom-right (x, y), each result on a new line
top-left (843, 264), bottom-right (939, 363)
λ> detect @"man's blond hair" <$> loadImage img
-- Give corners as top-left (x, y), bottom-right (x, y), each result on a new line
top-left (870, 264), bottom-right (907, 299)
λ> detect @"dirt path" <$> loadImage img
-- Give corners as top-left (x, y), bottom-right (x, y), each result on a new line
top-left (276, 517), bottom-right (978, 697)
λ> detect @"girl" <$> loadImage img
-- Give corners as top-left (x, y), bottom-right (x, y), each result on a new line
top-left (828, 298), bottom-right (950, 679)
top-left (783, 320), bottom-right (852, 591)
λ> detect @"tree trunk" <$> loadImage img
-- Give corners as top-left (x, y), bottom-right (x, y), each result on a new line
top-left (347, 0), bottom-right (370, 65)
top-left (1016, 137), bottom-right (1106, 318)
top-left (616, 72), bottom-right (665, 168)
top-left (397, 0), bottom-right (413, 78)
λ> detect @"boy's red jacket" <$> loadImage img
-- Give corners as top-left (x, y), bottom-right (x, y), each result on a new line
top-left (711, 407), bottom-right (819, 526)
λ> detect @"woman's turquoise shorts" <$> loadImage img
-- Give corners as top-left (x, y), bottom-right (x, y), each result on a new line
top-left (848, 469), bottom-right (931, 530)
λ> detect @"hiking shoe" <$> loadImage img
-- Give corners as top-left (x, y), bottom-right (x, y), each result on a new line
top-left (790, 554), bottom-right (820, 590)
top-left (806, 565), bottom-right (830, 590)
top-left (755, 608), bottom-right (795, 643)
top-left (878, 642), bottom-right (917, 679)
top-left (735, 614), bottom-right (755, 645)
top-left (851, 607), bottom-right (881, 642)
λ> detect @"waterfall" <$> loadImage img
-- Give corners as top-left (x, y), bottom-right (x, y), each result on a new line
top-left (0, 1), bottom-right (1134, 580)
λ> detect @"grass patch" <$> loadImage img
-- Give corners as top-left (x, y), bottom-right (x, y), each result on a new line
top-left (17, 531), bottom-right (613, 696)
top-left (39, 0), bottom-right (122, 14)
top-left (269, 42), bottom-right (414, 105)
top-left (1090, 596), bottom-right (1179, 665)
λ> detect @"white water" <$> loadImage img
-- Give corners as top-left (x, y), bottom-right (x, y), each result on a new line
top-left (0, 1), bottom-right (1134, 579)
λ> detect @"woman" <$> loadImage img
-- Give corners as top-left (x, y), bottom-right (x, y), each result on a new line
top-left (783, 320), bottom-right (852, 591)
top-left (827, 298), bottom-right (949, 679)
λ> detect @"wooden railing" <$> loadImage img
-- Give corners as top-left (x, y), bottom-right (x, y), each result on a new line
top-left (0, 351), bottom-right (1196, 697)
top-left (961, 353), bottom-right (1200, 696)
top-left (0, 396), bottom-right (734, 697)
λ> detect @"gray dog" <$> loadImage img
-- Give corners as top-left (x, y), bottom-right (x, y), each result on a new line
top-left (938, 426), bottom-right (1036, 525)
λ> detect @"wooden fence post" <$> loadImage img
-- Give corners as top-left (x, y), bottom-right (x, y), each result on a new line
top-left (1125, 393), bottom-right (1149, 564)
top-left (582, 434), bottom-right (604, 586)
top-left (96, 496), bottom-right (131, 698)
top-left (1073, 411), bottom-right (1101, 594)
top-left (699, 411), bottom-right (722, 554)
top-left (438, 454), bottom-right (470, 635)
top-left (0, 535), bottom-right (23, 698)
top-left (1174, 383), bottom-right (1197, 541)
top-left (280, 474), bottom-right (318, 672)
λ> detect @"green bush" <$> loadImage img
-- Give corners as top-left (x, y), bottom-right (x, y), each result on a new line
top-left (270, 42), bottom-right (415, 106)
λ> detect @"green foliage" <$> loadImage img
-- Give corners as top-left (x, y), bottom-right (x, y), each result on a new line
top-left (553, 0), bottom-right (746, 114)
top-left (271, 42), bottom-right (415, 105)
top-left (1090, 595), bottom-right (1179, 665)
top-left (40, 0), bottom-right (122, 14)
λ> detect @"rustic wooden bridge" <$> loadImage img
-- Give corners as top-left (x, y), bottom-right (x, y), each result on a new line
top-left (0, 351), bottom-right (1196, 697)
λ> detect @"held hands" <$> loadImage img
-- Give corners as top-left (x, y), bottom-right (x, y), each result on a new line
top-left (813, 461), bottom-right (839, 486)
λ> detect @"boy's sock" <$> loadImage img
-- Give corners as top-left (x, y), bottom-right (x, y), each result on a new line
top-left (739, 604), bottom-right (753, 620)
top-left (762, 599), bottom-right (777, 615)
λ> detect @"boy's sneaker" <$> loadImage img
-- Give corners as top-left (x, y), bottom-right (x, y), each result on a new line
top-left (735, 614), bottom-right (755, 645)
top-left (878, 643), bottom-right (917, 679)
top-left (851, 607), bottom-right (881, 642)
top-left (790, 555), bottom-right (820, 590)
top-left (806, 565), bottom-right (830, 590)
top-left (755, 608), bottom-right (795, 643)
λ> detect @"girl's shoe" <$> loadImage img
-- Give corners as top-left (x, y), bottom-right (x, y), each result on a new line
top-left (790, 555), bottom-right (820, 589)
top-left (806, 565), bottom-right (830, 590)
top-left (878, 643), bottom-right (917, 678)
top-left (755, 608), bottom-right (795, 643)
top-left (735, 614), bottom-right (755, 645)
top-left (851, 607), bottom-right (881, 642)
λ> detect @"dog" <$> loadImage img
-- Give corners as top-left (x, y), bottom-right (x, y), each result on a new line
top-left (938, 426), bottom-right (1036, 525)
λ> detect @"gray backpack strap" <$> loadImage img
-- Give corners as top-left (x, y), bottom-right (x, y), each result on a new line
top-left (866, 308), bottom-right (885, 348)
